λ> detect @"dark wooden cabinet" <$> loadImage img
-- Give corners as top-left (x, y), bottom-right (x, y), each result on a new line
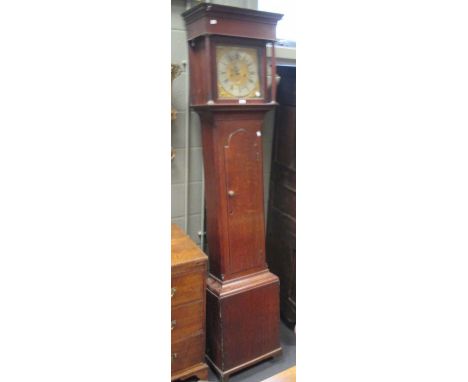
top-left (182, 4), bottom-right (283, 381)
top-left (266, 65), bottom-right (296, 327)
top-left (171, 224), bottom-right (208, 381)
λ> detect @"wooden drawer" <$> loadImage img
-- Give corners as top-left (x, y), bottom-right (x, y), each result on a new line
top-left (171, 301), bottom-right (203, 343)
top-left (171, 272), bottom-right (204, 307)
top-left (171, 333), bottom-right (204, 373)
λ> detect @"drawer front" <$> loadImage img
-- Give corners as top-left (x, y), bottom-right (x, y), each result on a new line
top-left (171, 301), bottom-right (203, 343)
top-left (171, 272), bottom-right (204, 307)
top-left (171, 333), bottom-right (204, 373)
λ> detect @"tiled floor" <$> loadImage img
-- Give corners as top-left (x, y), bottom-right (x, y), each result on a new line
top-left (206, 322), bottom-right (296, 382)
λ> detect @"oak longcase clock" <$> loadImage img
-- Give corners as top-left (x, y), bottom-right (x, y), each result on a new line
top-left (182, 4), bottom-right (283, 381)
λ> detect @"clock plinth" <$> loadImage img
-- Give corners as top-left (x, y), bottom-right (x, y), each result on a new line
top-left (206, 271), bottom-right (281, 382)
top-left (182, 3), bottom-right (283, 379)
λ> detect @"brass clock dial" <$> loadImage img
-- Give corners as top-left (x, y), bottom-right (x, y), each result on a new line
top-left (216, 45), bottom-right (261, 99)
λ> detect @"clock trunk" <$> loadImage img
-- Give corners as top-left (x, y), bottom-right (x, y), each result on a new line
top-left (199, 109), bottom-right (270, 281)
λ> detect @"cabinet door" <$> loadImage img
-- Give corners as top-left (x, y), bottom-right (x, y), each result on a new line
top-left (223, 123), bottom-right (265, 275)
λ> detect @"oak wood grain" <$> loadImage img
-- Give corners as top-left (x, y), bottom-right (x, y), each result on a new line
top-left (182, 3), bottom-right (282, 42)
top-left (171, 333), bottom-right (204, 373)
top-left (171, 224), bottom-right (207, 269)
top-left (171, 362), bottom-right (208, 382)
top-left (171, 301), bottom-right (203, 343)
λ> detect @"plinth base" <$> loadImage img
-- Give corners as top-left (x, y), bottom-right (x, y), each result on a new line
top-left (205, 270), bottom-right (282, 381)
top-left (206, 347), bottom-right (282, 382)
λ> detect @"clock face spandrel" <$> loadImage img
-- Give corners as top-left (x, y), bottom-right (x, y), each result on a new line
top-left (216, 45), bottom-right (261, 100)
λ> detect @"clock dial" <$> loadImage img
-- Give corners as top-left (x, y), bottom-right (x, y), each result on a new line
top-left (216, 45), bottom-right (261, 99)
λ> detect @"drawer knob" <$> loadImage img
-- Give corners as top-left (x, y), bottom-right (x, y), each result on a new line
top-left (171, 353), bottom-right (177, 362)
top-left (171, 287), bottom-right (176, 298)
top-left (228, 190), bottom-right (235, 197)
top-left (171, 320), bottom-right (176, 330)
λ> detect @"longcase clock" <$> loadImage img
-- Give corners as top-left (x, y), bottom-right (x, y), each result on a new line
top-left (182, 4), bottom-right (283, 381)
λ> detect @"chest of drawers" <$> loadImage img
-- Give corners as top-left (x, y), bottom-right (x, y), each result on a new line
top-left (171, 224), bottom-right (208, 381)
